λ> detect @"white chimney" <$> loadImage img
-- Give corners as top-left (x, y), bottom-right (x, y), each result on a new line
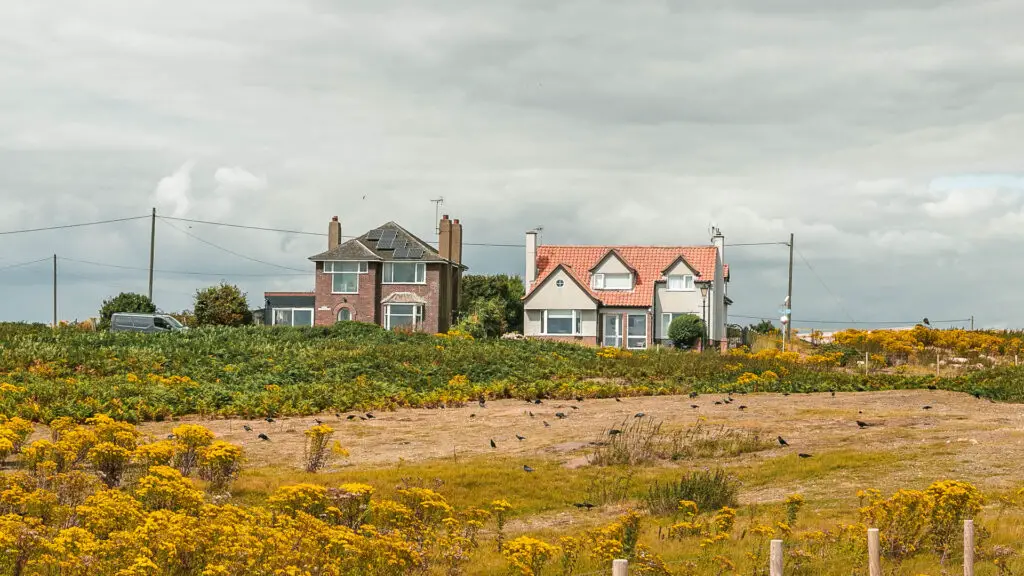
top-left (711, 226), bottom-right (724, 263)
top-left (525, 230), bottom-right (538, 291)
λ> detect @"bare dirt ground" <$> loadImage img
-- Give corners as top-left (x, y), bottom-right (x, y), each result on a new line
top-left (134, 389), bottom-right (1024, 497)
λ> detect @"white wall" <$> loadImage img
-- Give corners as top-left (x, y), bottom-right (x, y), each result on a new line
top-left (593, 254), bottom-right (631, 275)
top-left (653, 286), bottom-right (705, 341)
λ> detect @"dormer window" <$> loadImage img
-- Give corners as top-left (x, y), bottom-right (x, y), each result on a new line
top-left (667, 274), bottom-right (695, 291)
top-left (592, 273), bottom-right (632, 290)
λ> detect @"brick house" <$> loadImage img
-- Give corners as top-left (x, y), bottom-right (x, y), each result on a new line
top-left (521, 228), bottom-right (730, 349)
top-left (264, 216), bottom-right (465, 332)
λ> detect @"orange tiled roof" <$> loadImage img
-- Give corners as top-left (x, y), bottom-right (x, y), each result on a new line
top-left (531, 245), bottom-right (725, 307)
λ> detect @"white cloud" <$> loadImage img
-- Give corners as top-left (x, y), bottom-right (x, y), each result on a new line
top-left (152, 161), bottom-right (195, 217)
top-left (922, 189), bottom-right (999, 218)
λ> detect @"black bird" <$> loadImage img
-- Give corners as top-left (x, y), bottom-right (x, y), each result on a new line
top-left (573, 502), bottom-right (595, 510)
top-left (830, 390), bottom-right (836, 397)
top-left (922, 317), bottom-right (931, 326)
top-left (783, 392), bottom-right (791, 397)
top-left (688, 392), bottom-right (699, 399)
top-left (723, 399), bottom-right (732, 404)
top-left (714, 401), bottom-right (723, 405)
top-left (359, 416), bottom-right (366, 421)
top-left (555, 412), bottom-right (568, 419)
top-left (528, 411), bottom-right (535, 418)
top-left (738, 405), bottom-right (747, 411)
top-left (265, 417), bottom-right (275, 423)
top-left (570, 405), bottom-right (579, 410)
top-left (523, 465), bottom-right (534, 473)
top-left (798, 453), bottom-right (812, 458)
top-left (516, 434), bottom-right (526, 441)
top-left (534, 399), bottom-right (542, 405)
top-left (634, 412), bottom-right (646, 418)
top-left (166, 434), bottom-right (175, 440)
top-left (575, 396), bottom-right (584, 403)
top-left (314, 419), bottom-right (323, 426)
top-left (479, 397), bottom-right (486, 408)
top-left (243, 425), bottom-right (252, 432)
top-left (366, 413), bottom-right (375, 419)
top-left (922, 405), bottom-right (932, 410)
top-left (543, 421), bottom-right (550, 427)
top-left (690, 404), bottom-right (699, 409)
top-left (778, 436), bottom-right (789, 447)
top-left (490, 439), bottom-right (496, 449)
top-left (258, 433), bottom-right (270, 441)
top-left (334, 413), bottom-right (341, 419)
top-left (856, 421), bottom-right (870, 429)
top-left (615, 397), bottom-right (622, 402)
top-left (346, 415), bottom-right (357, 420)
top-left (926, 385), bottom-right (937, 391)
top-left (972, 392), bottom-right (982, 399)
top-left (608, 429), bottom-right (622, 435)
top-left (470, 414), bottom-right (476, 418)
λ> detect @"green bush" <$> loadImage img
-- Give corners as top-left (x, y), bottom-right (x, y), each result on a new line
top-left (98, 293), bottom-right (156, 330)
top-left (668, 314), bottom-right (704, 348)
top-left (644, 469), bottom-right (738, 514)
top-left (194, 283), bottom-right (252, 327)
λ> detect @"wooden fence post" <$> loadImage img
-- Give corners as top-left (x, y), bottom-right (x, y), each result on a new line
top-left (770, 539), bottom-right (783, 576)
top-left (867, 528), bottom-right (881, 576)
top-left (612, 558), bottom-right (628, 576)
top-left (964, 519), bottom-right (975, 576)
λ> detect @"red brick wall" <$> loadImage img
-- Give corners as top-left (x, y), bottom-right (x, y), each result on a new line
top-left (313, 262), bottom-right (380, 326)
top-left (533, 335), bottom-right (599, 346)
top-left (380, 264), bottom-right (443, 333)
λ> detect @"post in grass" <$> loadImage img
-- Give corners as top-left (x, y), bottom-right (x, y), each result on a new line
top-left (612, 558), bottom-right (628, 576)
top-left (964, 519), bottom-right (975, 576)
top-left (867, 528), bottom-right (881, 576)
top-left (770, 539), bottom-right (783, 576)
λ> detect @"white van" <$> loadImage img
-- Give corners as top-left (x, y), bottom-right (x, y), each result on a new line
top-left (110, 313), bottom-right (187, 334)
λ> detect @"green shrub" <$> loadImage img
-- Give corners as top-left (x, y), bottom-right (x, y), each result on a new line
top-left (193, 283), bottom-right (253, 327)
top-left (645, 469), bottom-right (738, 514)
top-left (668, 314), bottom-right (704, 348)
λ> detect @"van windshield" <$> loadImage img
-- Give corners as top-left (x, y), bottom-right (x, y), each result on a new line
top-left (163, 316), bottom-right (184, 329)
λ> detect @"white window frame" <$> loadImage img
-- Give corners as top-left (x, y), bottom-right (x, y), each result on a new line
top-left (542, 309), bottom-right (582, 336)
top-left (626, 313), bottom-right (647, 350)
top-left (661, 313), bottom-right (683, 338)
top-left (602, 314), bottom-right (622, 348)
top-left (383, 262), bottom-right (427, 285)
top-left (337, 308), bottom-right (352, 322)
top-left (324, 261), bottom-right (368, 294)
top-left (272, 308), bottom-right (315, 327)
top-left (591, 273), bottom-right (632, 290)
top-left (384, 303), bottom-right (423, 330)
top-left (667, 274), bottom-right (695, 291)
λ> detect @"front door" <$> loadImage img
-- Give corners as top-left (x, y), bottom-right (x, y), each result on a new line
top-left (602, 314), bottom-right (622, 348)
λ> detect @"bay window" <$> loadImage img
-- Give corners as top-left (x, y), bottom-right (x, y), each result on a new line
top-left (384, 262), bottom-right (426, 284)
top-left (543, 309), bottom-right (582, 335)
top-left (324, 261), bottom-right (367, 294)
top-left (385, 304), bottom-right (423, 330)
top-left (272, 308), bottom-right (314, 326)
top-left (627, 314), bottom-right (647, 349)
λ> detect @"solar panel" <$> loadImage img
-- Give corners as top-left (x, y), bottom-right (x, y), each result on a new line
top-left (408, 247), bottom-right (425, 259)
top-left (376, 229), bottom-right (398, 249)
top-left (366, 228), bottom-right (383, 240)
top-left (393, 246), bottom-right (410, 258)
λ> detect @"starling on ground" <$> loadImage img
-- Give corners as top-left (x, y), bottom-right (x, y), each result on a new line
top-left (856, 421), bottom-right (870, 428)
top-left (258, 433), bottom-right (270, 441)
top-left (738, 405), bottom-right (747, 410)
top-left (609, 429), bottom-right (622, 435)
top-left (798, 453), bottom-right (812, 458)
top-left (516, 434), bottom-right (526, 441)
top-left (555, 412), bottom-right (568, 419)
top-left (543, 421), bottom-right (550, 427)
top-left (778, 436), bottom-right (789, 447)
top-left (346, 415), bottom-right (357, 420)
top-left (691, 404), bottom-right (699, 409)
top-left (366, 413), bottom-right (375, 419)
top-left (479, 397), bottom-right (486, 408)
top-left (689, 392), bottom-right (699, 399)
top-left (574, 502), bottom-right (595, 509)
top-left (615, 397), bottom-right (622, 402)
top-left (922, 406), bottom-right (932, 410)
top-left (634, 412), bottom-right (645, 418)
top-left (243, 425), bottom-right (252, 432)
top-left (523, 465), bottom-right (534, 473)
top-left (490, 439), bottom-right (496, 448)
top-left (265, 417), bottom-right (275, 423)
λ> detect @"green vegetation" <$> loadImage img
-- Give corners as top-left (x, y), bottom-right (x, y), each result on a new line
top-left (456, 274), bottom-right (525, 337)
top-left (97, 292), bottom-right (156, 330)
top-left (193, 282), bottom-right (253, 327)
top-left (645, 468), bottom-right (739, 514)
top-left (3, 321), bottom-right (1024, 423)
top-left (668, 314), bottom-right (704, 348)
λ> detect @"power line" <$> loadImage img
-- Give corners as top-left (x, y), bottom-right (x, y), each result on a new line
top-left (158, 218), bottom-right (308, 272)
top-left (0, 215), bottom-right (149, 236)
top-left (729, 313), bottom-right (971, 325)
top-left (0, 256), bottom-right (52, 272)
top-left (727, 241), bottom-right (791, 247)
top-left (58, 256), bottom-right (308, 277)
top-left (795, 247), bottom-right (856, 323)
top-left (159, 215), bottom-right (328, 237)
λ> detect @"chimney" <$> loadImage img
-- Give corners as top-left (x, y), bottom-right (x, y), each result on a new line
top-left (328, 216), bottom-right (342, 250)
top-left (711, 226), bottom-right (724, 263)
top-left (525, 230), bottom-right (538, 290)
top-left (439, 214), bottom-right (452, 260)
top-left (450, 218), bottom-right (463, 265)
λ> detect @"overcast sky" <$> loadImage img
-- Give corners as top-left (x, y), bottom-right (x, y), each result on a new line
top-left (2, 0), bottom-right (1023, 330)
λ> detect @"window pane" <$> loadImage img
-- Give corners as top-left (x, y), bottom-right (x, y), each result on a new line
top-left (332, 272), bottom-right (358, 293)
top-left (546, 317), bottom-right (573, 334)
top-left (338, 309), bottom-right (351, 321)
top-left (273, 309), bottom-right (291, 325)
top-left (385, 263), bottom-right (422, 283)
top-left (548, 310), bottom-right (573, 318)
top-left (603, 274), bottom-right (631, 289)
top-left (293, 310), bottom-right (313, 326)
top-left (668, 276), bottom-right (682, 290)
top-left (685, 275), bottom-right (694, 289)
top-left (662, 314), bottom-right (672, 336)
top-left (627, 315), bottom-right (646, 336)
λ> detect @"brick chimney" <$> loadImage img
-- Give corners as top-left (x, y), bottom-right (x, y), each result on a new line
top-left (328, 216), bottom-right (342, 250)
top-left (438, 215), bottom-right (452, 260)
top-left (450, 218), bottom-right (463, 265)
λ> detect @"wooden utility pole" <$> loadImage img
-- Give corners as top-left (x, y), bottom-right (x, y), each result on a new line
top-left (148, 206), bottom-right (155, 297)
top-left (786, 233), bottom-right (794, 347)
top-left (970, 315), bottom-right (974, 331)
top-left (52, 254), bottom-right (57, 327)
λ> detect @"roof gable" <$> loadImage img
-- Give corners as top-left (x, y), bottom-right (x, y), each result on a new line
top-left (589, 249), bottom-right (637, 275)
top-left (523, 264), bottom-right (599, 305)
top-left (531, 245), bottom-right (724, 307)
top-left (661, 256), bottom-right (701, 277)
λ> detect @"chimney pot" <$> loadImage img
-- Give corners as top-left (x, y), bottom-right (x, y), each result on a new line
top-left (332, 216), bottom-right (338, 222)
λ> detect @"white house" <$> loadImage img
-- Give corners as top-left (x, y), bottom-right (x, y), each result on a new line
top-left (522, 228), bottom-right (731, 349)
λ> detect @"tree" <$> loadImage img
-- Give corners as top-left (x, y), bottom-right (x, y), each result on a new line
top-left (98, 292), bottom-right (156, 330)
top-left (454, 298), bottom-right (507, 339)
top-left (458, 275), bottom-right (525, 335)
top-left (193, 283), bottom-right (252, 327)
top-left (748, 320), bottom-right (778, 335)
top-left (668, 314), bottom-right (705, 348)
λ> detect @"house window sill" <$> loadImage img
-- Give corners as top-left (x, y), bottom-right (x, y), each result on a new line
top-left (382, 282), bottom-right (428, 286)
top-left (332, 291), bottom-right (359, 295)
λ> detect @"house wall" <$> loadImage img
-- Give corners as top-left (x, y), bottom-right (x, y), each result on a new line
top-left (379, 264), bottom-right (444, 334)
top-left (710, 251), bottom-right (726, 343)
top-left (653, 286), bottom-right (704, 343)
top-left (523, 269), bottom-right (597, 311)
top-left (593, 256), bottom-right (631, 275)
top-left (314, 262), bottom-right (379, 326)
